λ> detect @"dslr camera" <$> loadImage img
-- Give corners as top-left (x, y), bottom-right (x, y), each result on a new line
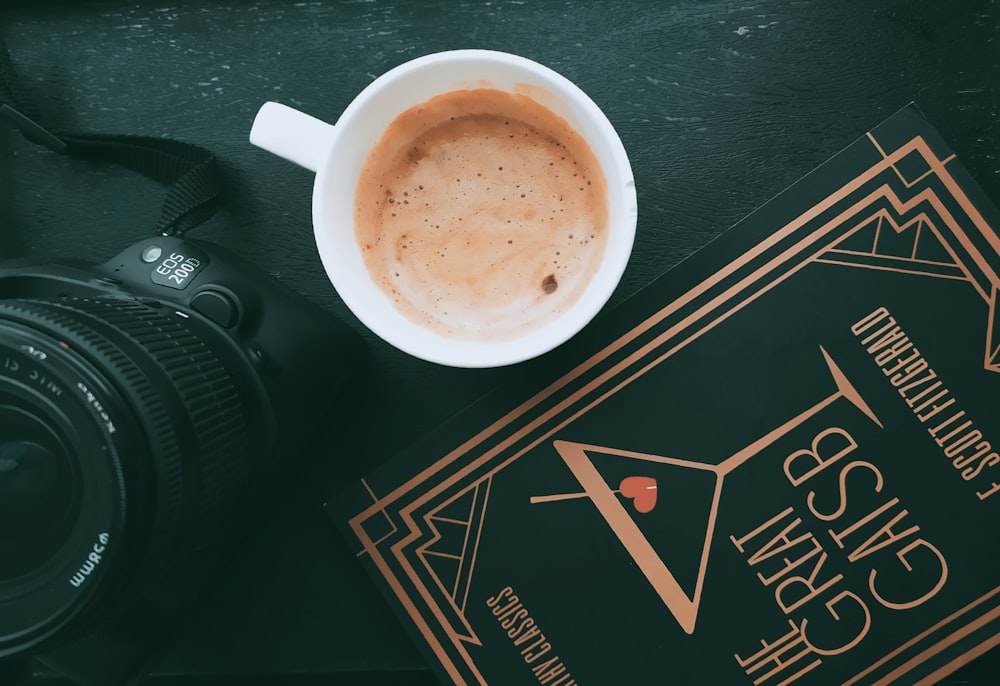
top-left (0, 235), bottom-right (359, 684)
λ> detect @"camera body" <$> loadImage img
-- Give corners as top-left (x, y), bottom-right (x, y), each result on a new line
top-left (0, 236), bottom-right (360, 685)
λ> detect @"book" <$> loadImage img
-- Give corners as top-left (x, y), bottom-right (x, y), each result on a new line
top-left (325, 104), bottom-right (1000, 685)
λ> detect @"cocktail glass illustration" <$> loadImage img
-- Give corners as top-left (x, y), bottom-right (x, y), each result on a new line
top-left (530, 346), bottom-right (882, 633)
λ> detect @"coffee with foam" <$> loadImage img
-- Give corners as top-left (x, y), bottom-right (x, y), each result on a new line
top-left (354, 88), bottom-right (609, 342)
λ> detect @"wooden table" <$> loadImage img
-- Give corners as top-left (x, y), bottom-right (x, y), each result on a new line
top-left (1, 1), bottom-right (996, 684)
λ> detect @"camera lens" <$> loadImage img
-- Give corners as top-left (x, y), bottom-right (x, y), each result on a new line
top-left (0, 296), bottom-right (273, 659)
top-left (0, 410), bottom-right (79, 582)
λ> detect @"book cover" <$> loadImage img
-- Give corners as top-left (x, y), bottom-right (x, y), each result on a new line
top-left (326, 105), bottom-right (1000, 685)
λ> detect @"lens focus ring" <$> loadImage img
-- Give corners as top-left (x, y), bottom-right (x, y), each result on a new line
top-left (64, 297), bottom-right (250, 517)
top-left (0, 297), bottom-right (249, 537)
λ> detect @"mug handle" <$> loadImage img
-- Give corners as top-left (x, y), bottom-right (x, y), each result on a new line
top-left (249, 101), bottom-right (336, 173)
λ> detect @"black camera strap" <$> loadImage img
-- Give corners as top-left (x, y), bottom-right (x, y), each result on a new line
top-left (0, 34), bottom-right (221, 236)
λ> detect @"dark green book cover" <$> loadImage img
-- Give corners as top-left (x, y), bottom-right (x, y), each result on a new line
top-left (326, 105), bottom-right (1000, 685)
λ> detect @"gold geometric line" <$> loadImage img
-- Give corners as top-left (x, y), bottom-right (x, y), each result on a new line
top-left (372, 528), bottom-right (399, 546)
top-left (914, 630), bottom-right (1000, 686)
top-left (866, 210), bottom-right (928, 267)
top-left (359, 533), bottom-right (469, 685)
top-left (432, 515), bottom-right (471, 526)
top-left (915, 213), bottom-right (990, 301)
top-left (361, 478), bottom-right (378, 503)
top-left (873, 603), bottom-right (1000, 685)
top-left (460, 477), bottom-right (493, 614)
top-left (397, 512), bottom-right (490, 683)
top-left (870, 133), bottom-right (999, 276)
top-left (883, 212), bottom-right (925, 235)
top-left (435, 482), bottom-right (478, 521)
top-left (413, 517), bottom-right (482, 647)
top-left (912, 219), bottom-right (922, 260)
top-left (895, 164), bottom-right (937, 190)
top-left (828, 208), bottom-right (982, 292)
top-left (451, 496), bottom-right (475, 601)
top-left (867, 131), bottom-right (889, 157)
top-left (987, 287), bottom-right (1000, 371)
top-left (897, 152), bottom-right (955, 189)
top-left (824, 247), bottom-right (957, 268)
top-left (355, 478), bottom-right (399, 556)
top-left (814, 258), bottom-right (970, 282)
top-left (867, 130), bottom-right (946, 190)
top-left (692, 474), bottom-right (725, 629)
top-left (920, 183), bottom-right (1000, 292)
top-left (413, 521), bottom-right (444, 560)
top-left (844, 585), bottom-right (1000, 686)
top-left (405, 479), bottom-right (494, 647)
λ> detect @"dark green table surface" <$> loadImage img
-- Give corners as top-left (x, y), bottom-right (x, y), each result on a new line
top-left (1, 1), bottom-right (997, 684)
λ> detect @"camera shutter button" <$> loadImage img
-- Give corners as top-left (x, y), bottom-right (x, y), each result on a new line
top-left (190, 288), bottom-right (239, 328)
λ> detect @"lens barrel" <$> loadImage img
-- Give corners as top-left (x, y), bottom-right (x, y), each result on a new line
top-left (0, 295), bottom-right (269, 658)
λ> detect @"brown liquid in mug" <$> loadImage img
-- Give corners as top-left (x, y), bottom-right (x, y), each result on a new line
top-left (354, 88), bottom-right (609, 341)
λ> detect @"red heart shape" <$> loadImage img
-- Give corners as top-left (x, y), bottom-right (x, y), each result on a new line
top-left (619, 476), bottom-right (658, 513)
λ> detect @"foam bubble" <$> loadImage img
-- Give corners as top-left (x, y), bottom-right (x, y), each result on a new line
top-left (354, 88), bottom-right (609, 341)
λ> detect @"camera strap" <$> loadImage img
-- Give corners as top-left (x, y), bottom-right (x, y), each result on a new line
top-left (0, 34), bottom-right (221, 236)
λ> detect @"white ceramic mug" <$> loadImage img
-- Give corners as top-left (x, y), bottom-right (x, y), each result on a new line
top-left (249, 49), bottom-right (636, 367)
